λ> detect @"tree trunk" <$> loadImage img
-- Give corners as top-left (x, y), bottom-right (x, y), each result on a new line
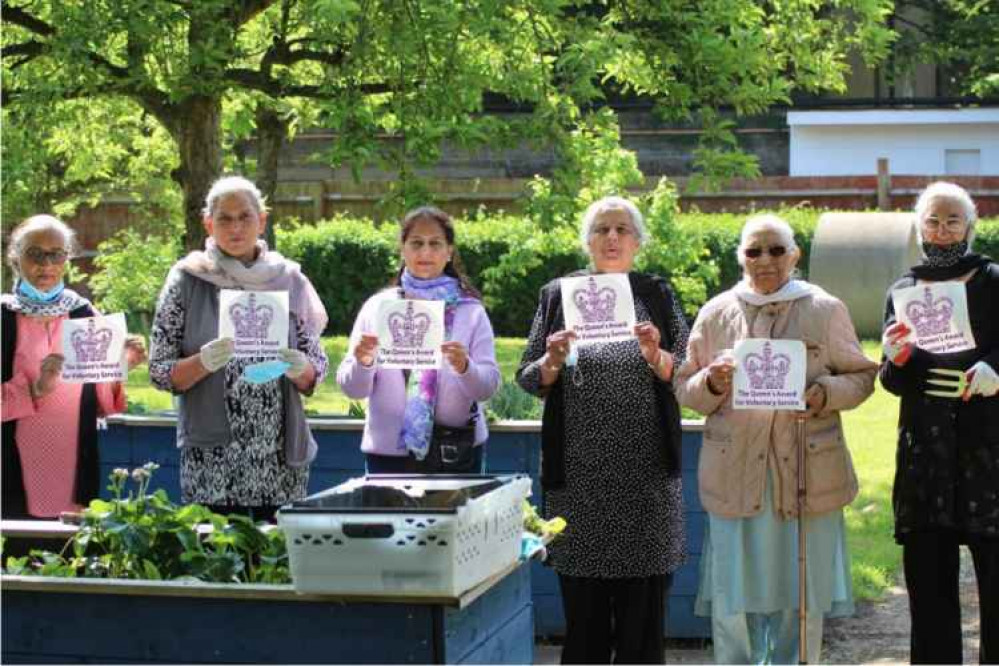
top-left (172, 95), bottom-right (224, 252)
top-left (255, 104), bottom-right (285, 249)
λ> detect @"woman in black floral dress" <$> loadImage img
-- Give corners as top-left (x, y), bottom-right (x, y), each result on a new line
top-left (516, 196), bottom-right (688, 664)
top-left (149, 176), bottom-right (328, 521)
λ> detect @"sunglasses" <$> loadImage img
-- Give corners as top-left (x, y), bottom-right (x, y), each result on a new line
top-left (24, 247), bottom-right (69, 265)
top-left (743, 245), bottom-right (787, 259)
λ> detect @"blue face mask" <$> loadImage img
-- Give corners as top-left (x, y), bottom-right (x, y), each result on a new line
top-left (17, 279), bottom-right (65, 303)
top-left (242, 360), bottom-right (290, 384)
top-left (565, 345), bottom-right (578, 367)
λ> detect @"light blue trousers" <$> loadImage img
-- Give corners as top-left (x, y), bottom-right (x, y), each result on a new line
top-left (712, 609), bottom-right (824, 665)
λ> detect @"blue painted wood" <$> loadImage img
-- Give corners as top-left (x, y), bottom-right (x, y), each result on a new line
top-left (1, 564), bottom-right (535, 664)
top-left (2, 589), bottom-right (437, 663)
top-left (97, 417), bottom-right (710, 639)
top-left (455, 604), bottom-right (534, 664)
top-left (443, 563), bottom-right (532, 663)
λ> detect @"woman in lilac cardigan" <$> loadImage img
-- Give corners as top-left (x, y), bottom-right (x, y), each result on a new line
top-left (337, 206), bottom-right (501, 473)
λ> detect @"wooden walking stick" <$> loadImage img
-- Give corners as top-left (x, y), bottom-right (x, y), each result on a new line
top-left (796, 412), bottom-right (808, 665)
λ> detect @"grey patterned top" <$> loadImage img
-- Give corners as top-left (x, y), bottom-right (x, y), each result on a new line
top-left (149, 278), bottom-right (328, 506)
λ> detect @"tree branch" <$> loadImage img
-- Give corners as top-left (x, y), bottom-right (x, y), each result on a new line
top-left (1, 3), bottom-right (56, 36)
top-left (1, 40), bottom-right (47, 68)
top-left (224, 67), bottom-right (390, 98)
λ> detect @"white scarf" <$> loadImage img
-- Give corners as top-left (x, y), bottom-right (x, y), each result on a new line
top-left (732, 278), bottom-right (814, 306)
top-left (177, 238), bottom-right (328, 335)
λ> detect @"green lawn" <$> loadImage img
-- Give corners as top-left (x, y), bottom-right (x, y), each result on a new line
top-left (126, 337), bottom-right (902, 600)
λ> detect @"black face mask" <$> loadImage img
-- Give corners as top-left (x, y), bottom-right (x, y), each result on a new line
top-left (922, 241), bottom-right (969, 267)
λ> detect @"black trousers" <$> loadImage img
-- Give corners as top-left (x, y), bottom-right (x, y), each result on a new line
top-left (903, 532), bottom-right (999, 664)
top-left (558, 573), bottom-right (671, 664)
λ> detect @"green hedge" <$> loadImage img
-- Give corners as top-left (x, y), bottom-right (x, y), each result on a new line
top-left (277, 213), bottom-right (999, 338)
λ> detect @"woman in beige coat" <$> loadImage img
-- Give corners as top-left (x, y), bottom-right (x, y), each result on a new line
top-left (675, 214), bottom-right (876, 664)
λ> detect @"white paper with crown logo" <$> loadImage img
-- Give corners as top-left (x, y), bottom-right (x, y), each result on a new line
top-left (891, 282), bottom-right (975, 354)
top-left (219, 289), bottom-right (289, 359)
top-left (376, 298), bottom-right (444, 370)
top-left (559, 273), bottom-right (636, 346)
top-left (61, 313), bottom-right (128, 383)
top-left (733, 338), bottom-right (807, 411)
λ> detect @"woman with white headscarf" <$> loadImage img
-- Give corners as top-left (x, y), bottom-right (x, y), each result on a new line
top-left (676, 214), bottom-right (876, 664)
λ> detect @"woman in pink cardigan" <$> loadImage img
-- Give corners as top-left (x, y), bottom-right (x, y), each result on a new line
top-left (337, 206), bottom-right (500, 473)
top-left (2, 215), bottom-right (146, 519)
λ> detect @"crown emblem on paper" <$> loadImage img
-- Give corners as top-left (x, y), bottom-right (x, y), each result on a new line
top-left (905, 286), bottom-right (953, 338)
top-left (388, 301), bottom-right (431, 348)
top-left (745, 342), bottom-right (792, 390)
top-left (230, 293), bottom-right (274, 339)
top-left (71, 320), bottom-right (114, 363)
top-left (573, 277), bottom-right (617, 323)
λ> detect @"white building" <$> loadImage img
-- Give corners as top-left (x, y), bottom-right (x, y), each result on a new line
top-left (787, 109), bottom-right (999, 177)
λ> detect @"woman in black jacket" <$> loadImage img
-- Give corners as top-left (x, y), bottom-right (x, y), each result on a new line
top-left (516, 196), bottom-right (688, 664)
top-left (880, 181), bottom-right (998, 664)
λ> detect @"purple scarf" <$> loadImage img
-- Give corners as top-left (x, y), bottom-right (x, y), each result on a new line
top-left (398, 271), bottom-right (474, 459)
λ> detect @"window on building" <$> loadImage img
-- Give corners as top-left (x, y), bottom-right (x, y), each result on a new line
top-left (944, 149), bottom-right (981, 175)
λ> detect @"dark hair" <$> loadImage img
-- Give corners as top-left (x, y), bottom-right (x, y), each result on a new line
top-left (392, 206), bottom-right (481, 299)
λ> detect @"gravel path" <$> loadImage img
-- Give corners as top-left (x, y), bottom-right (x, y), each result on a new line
top-left (823, 546), bottom-right (982, 664)
top-left (535, 548), bottom-right (983, 664)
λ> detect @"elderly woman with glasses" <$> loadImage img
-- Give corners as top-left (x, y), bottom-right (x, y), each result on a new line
top-left (149, 176), bottom-right (328, 522)
top-left (675, 214), bottom-right (876, 664)
top-left (515, 196), bottom-right (689, 664)
top-left (879, 182), bottom-right (998, 664)
top-left (2, 215), bottom-right (146, 519)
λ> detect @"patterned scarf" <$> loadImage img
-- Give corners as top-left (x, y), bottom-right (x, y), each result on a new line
top-left (921, 241), bottom-right (969, 268)
top-left (177, 238), bottom-right (328, 335)
top-left (1, 278), bottom-right (90, 317)
top-left (397, 270), bottom-right (472, 460)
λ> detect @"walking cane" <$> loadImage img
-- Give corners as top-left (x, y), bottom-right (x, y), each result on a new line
top-left (796, 412), bottom-right (808, 665)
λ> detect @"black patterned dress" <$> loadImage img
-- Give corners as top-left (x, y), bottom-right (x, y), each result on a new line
top-left (149, 281), bottom-right (328, 507)
top-left (519, 297), bottom-right (689, 578)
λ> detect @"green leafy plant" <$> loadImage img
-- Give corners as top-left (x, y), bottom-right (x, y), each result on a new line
top-left (89, 229), bottom-right (180, 333)
top-left (2, 464), bottom-right (290, 584)
top-left (486, 381), bottom-right (542, 422)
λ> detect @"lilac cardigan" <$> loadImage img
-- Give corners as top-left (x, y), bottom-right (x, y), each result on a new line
top-left (336, 290), bottom-right (501, 456)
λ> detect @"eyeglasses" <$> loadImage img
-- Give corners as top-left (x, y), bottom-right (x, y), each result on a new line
top-left (743, 245), bottom-right (787, 259)
top-left (591, 224), bottom-right (634, 237)
top-left (23, 247), bottom-right (69, 265)
top-left (922, 218), bottom-right (966, 233)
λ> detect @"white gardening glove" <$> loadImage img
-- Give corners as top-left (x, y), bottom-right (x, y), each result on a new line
top-left (965, 361), bottom-right (999, 399)
top-left (280, 348), bottom-right (310, 379)
top-left (199, 337), bottom-right (235, 372)
top-left (882, 322), bottom-right (914, 366)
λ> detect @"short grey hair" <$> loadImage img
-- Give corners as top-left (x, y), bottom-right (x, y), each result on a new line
top-left (579, 196), bottom-right (649, 254)
top-left (736, 214), bottom-right (799, 268)
top-left (6, 214), bottom-right (77, 274)
top-left (914, 181), bottom-right (978, 248)
top-left (202, 175), bottom-right (268, 218)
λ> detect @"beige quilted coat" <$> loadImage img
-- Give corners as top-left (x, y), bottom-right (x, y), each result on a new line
top-left (675, 285), bottom-right (877, 519)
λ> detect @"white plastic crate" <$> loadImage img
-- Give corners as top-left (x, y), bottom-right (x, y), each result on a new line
top-left (277, 475), bottom-right (531, 597)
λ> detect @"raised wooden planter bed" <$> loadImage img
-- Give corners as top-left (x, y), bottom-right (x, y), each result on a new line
top-left (24, 415), bottom-right (711, 640)
top-left (2, 555), bottom-right (533, 663)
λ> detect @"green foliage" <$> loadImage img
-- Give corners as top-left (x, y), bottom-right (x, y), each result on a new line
top-left (2, 464), bottom-right (289, 584)
top-left (635, 179), bottom-right (720, 316)
top-left (486, 381), bottom-right (542, 422)
top-left (4, 0), bottom-right (895, 246)
top-left (276, 216), bottom-right (398, 332)
top-left (975, 220), bottom-right (999, 259)
top-left (890, 0), bottom-right (999, 99)
top-left (89, 229), bottom-right (180, 332)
